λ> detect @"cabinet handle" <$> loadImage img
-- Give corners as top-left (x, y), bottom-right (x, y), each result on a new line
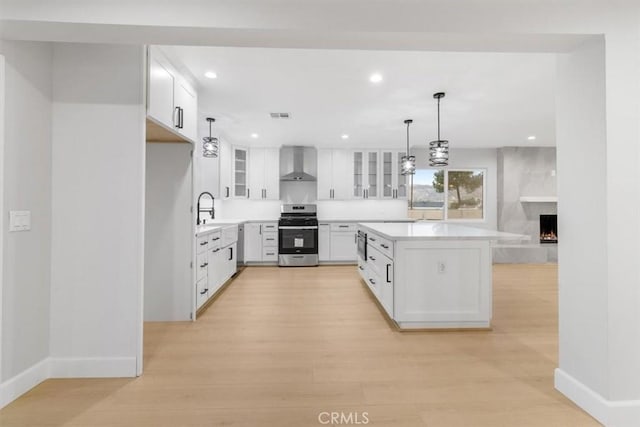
top-left (247, 188), bottom-right (250, 198)
top-left (200, 262), bottom-right (208, 268)
top-left (358, 265), bottom-right (364, 271)
top-left (174, 106), bottom-right (180, 128)
top-left (266, 238), bottom-right (274, 241)
top-left (200, 289), bottom-right (208, 295)
top-left (212, 237), bottom-right (220, 241)
top-left (226, 187), bottom-right (230, 198)
top-left (380, 244), bottom-right (389, 249)
top-left (369, 237), bottom-right (376, 242)
top-left (369, 278), bottom-right (376, 285)
top-left (199, 241), bottom-right (208, 246)
top-left (229, 247), bottom-right (233, 261)
top-left (338, 225), bottom-right (349, 228)
top-left (369, 256), bottom-right (376, 261)
top-left (259, 224), bottom-right (262, 235)
top-left (213, 248), bottom-right (220, 253)
top-left (179, 107), bottom-right (184, 129)
top-left (386, 264), bottom-right (391, 283)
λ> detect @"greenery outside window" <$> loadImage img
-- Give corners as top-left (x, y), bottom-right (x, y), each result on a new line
top-left (411, 169), bottom-right (485, 220)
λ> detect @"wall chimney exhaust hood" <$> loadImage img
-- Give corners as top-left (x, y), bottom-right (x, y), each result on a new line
top-left (280, 146), bottom-right (317, 182)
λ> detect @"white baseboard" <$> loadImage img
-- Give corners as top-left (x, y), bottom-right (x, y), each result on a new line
top-left (50, 357), bottom-right (137, 378)
top-left (555, 368), bottom-right (640, 426)
top-left (0, 356), bottom-right (137, 409)
top-left (0, 358), bottom-right (50, 409)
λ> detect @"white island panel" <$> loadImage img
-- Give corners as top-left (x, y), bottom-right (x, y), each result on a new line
top-left (394, 240), bottom-right (491, 328)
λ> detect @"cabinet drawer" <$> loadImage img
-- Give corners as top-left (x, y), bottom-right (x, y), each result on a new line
top-left (196, 278), bottom-right (208, 309)
top-left (262, 222), bottom-right (278, 232)
top-left (262, 231), bottom-right (278, 247)
top-left (330, 223), bottom-right (356, 232)
top-left (262, 247), bottom-right (278, 261)
top-left (210, 231), bottom-right (222, 250)
top-left (196, 252), bottom-right (208, 282)
top-left (196, 235), bottom-right (210, 254)
top-left (367, 246), bottom-right (393, 284)
top-left (368, 232), bottom-right (393, 258)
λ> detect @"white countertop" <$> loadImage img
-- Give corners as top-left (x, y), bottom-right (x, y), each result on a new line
top-left (318, 218), bottom-right (415, 223)
top-left (358, 222), bottom-right (528, 241)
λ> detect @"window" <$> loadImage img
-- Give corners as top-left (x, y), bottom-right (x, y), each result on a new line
top-left (411, 169), bottom-right (485, 220)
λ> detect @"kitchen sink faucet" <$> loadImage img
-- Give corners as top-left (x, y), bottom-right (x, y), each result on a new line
top-left (197, 192), bottom-right (215, 225)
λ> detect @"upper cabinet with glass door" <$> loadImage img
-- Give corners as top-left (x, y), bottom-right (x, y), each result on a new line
top-left (233, 147), bottom-right (248, 198)
top-left (351, 150), bottom-right (407, 199)
top-left (352, 150), bottom-right (378, 199)
top-left (380, 150), bottom-right (408, 199)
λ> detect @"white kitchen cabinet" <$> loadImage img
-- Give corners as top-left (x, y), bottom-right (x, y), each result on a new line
top-left (233, 146), bottom-right (249, 198)
top-left (381, 150), bottom-right (408, 199)
top-left (317, 149), bottom-right (351, 200)
top-left (243, 222), bottom-right (279, 263)
top-left (146, 47), bottom-right (198, 143)
top-left (352, 150), bottom-right (379, 199)
top-left (249, 147), bottom-right (280, 200)
top-left (174, 78), bottom-right (197, 142)
top-left (329, 223), bottom-right (358, 262)
top-left (318, 223), bottom-right (331, 261)
top-left (219, 140), bottom-right (232, 199)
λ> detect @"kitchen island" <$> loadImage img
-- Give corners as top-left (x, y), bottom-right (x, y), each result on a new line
top-left (357, 222), bottom-right (526, 330)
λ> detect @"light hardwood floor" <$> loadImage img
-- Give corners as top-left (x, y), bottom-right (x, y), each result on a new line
top-left (0, 264), bottom-right (600, 426)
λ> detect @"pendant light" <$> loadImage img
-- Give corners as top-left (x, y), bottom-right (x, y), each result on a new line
top-left (400, 119), bottom-right (415, 175)
top-left (429, 92), bottom-right (449, 167)
top-left (202, 117), bottom-right (219, 158)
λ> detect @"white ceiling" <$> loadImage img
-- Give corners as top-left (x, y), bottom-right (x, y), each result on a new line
top-left (164, 46), bottom-right (556, 150)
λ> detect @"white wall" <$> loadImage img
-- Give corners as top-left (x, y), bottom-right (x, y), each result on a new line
top-left (556, 37), bottom-right (608, 400)
top-left (413, 147), bottom-right (498, 230)
top-left (0, 41), bottom-right (52, 382)
top-left (50, 43), bottom-right (145, 376)
top-left (144, 143), bottom-right (193, 321)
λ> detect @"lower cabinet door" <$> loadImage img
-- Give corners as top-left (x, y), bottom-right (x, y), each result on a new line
top-left (330, 231), bottom-right (357, 261)
top-left (210, 248), bottom-right (224, 294)
top-left (196, 278), bottom-right (208, 309)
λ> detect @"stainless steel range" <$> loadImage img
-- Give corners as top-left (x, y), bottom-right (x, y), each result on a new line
top-left (278, 204), bottom-right (319, 266)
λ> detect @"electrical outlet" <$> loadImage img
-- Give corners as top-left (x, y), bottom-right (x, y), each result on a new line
top-left (9, 211), bottom-right (31, 232)
top-left (437, 261), bottom-right (446, 274)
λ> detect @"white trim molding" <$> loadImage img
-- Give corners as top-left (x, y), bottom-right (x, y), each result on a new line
top-left (49, 357), bottom-right (137, 378)
top-left (0, 358), bottom-right (50, 409)
top-left (0, 357), bottom-right (137, 409)
top-left (555, 368), bottom-right (640, 426)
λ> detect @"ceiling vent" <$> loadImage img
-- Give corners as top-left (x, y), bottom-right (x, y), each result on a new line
top-left (270, 112), bottom-right (291, 119)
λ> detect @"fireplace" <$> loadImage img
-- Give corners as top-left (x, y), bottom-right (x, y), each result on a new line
top-left (540, 214), bottom-right (557, 243)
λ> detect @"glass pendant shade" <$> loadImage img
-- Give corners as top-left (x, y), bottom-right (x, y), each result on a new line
top-left (203, 137), bottom-right (218, 158)
top-left (429, 92), bottom-right (449, 167)
top-left (429, 140), bottom-right (449, 167)
top-left (401, 154), bottom-right (416, 175)
top-left (401, 118), bottom-right (415, 175)
top-left (203, 117), bottom-right (218, 158)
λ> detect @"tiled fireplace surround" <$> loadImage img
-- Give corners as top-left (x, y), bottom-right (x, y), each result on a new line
top-left (494, 147), bottom-right (558, 263)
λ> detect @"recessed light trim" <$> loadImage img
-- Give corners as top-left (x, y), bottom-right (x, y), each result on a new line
top-left (204, 71), bottom-right (218, 79)
top-left (251, 133), bottom-right (259, 139)
top-left (369, 73), bottom-right (383, 83)
top-left (341, 134), bottom-right (349, 140)
top-left (527, 135), bottom-right (537, 141)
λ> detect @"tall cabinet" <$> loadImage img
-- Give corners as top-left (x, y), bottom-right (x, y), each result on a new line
top-left (249, 147), bottom-right (280, 200)
top-left (317, 149), bottom-right (351, 200)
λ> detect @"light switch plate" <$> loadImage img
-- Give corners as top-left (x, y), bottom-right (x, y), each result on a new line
top-left (9, 210), bottom-right (31, 232)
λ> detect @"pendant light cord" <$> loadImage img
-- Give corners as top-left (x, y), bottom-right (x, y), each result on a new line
top-left (406, 121), bottom-right (410, 154)
top-left (437, 96), bottom-right (441, 141)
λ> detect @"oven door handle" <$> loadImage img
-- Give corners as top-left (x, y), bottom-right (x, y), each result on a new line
top-left (278, 226), bottom-right (318, 230)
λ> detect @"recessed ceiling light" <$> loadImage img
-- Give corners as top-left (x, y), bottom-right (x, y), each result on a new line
top-left (341, 134), bottom-right (349, 140)
top-left (251, 133), bottom-right (259, 139)
top-left (527, 135), bottom-right (536, 141)
top-left (369, 73), bottom-right (383, 83)
top-left (204, 71), bottom-right (218, 79)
